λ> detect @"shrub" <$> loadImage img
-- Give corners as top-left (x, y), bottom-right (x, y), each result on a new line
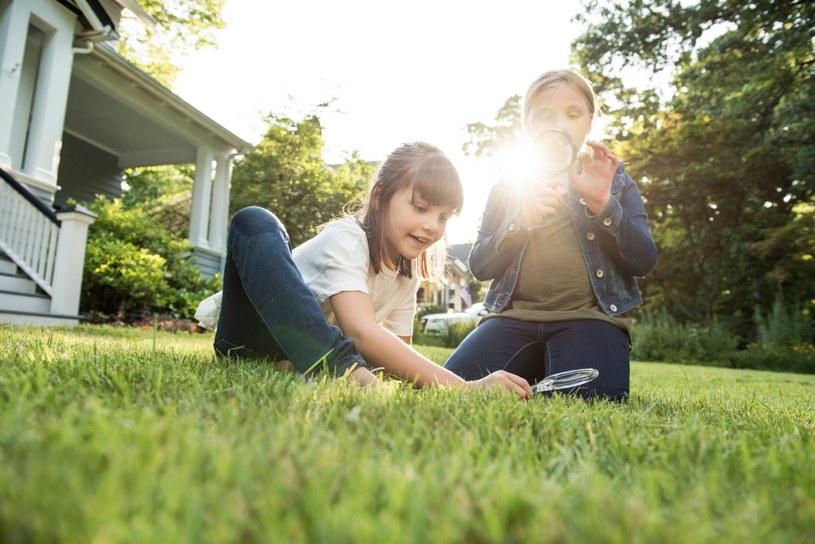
top-left (728, 344), bottom-right (815, 374)
top-left (82, 196), bottom-right (220, 321)
top-left (630, 311), bottom-right (738, 364)
top-left (412, 318), bottom-right (476, 349)
top-left (754, 294), bottom-right (813, 348)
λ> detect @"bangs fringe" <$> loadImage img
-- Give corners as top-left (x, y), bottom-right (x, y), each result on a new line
top-left (410, 153), bottom-right (464, 214)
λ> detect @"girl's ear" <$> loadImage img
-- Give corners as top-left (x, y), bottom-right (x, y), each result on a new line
top-left (370, 183), bottom-right (382, 210)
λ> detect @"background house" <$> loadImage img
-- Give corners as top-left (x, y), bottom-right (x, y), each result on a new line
top-left (417, 242), bottom-right (476, 312)
top-left (0, 0), bottom-right (252, 325)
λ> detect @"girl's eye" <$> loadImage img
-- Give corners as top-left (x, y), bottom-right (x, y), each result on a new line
top-left (414, 204), bottom-right (428, 213)
top-left (439, 215), bottom-right (449, 223)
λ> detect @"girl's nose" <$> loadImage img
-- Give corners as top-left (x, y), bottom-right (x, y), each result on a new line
top-left (423, 218), bottom-right (441, 234)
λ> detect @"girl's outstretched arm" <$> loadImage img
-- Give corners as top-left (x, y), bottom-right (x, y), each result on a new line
top-left (331, 291), bottom-right (532, 398)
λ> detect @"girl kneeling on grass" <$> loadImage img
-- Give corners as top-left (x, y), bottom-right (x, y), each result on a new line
top-left (196, 141), bottom-right (532, 399)
top-left (443, 69), bottom-right (658, 401)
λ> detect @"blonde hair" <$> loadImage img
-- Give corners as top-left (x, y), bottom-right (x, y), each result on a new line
top-left (351, 142), bottom-right (463, 284)
top-left (523, 69), bottom-right (597, 134)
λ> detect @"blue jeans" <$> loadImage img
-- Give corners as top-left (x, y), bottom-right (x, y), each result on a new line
top-left (214, 207), bottom-right (367, 376)
top-left (444, 317), bottom-right (630, 400)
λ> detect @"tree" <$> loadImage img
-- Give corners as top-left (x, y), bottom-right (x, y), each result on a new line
top-left (571, 0), bottom-right (814, 339)
top-left (120, 165), bottom-right (195, 236)
top-left (229, 113), bottom-right (374, 247)
top-left (116, 0), bottom-right (226, 86)
top-left (463, 95), bottom-right (525, 158)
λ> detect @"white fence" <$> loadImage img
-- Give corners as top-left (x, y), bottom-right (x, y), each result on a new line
top-left (0, 179), bottom-right (60, 297)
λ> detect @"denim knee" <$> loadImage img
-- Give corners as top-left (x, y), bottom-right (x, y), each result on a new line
top-left (230, 206), bottom-right (290, 244)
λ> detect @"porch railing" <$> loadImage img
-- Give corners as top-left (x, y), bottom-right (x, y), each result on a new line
top-left (0, 167), bottom-right (61, 297)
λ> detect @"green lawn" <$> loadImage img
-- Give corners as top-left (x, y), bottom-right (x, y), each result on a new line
top-left (0, 325), bottom-right (813, 543)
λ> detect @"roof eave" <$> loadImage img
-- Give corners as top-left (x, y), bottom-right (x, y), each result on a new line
top-left (92, 43), bottom-right (255, 155)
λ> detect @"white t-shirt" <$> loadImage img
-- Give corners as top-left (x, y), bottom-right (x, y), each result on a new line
top-left (195, 218), bottom-right (419, 337)
top-left (293, 218), bottom-right (419, 337)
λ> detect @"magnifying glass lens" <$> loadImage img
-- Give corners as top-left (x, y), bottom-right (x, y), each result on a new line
top-left (533, 129), bottom-right (577, 177)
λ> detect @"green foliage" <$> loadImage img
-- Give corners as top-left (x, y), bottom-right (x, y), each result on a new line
top-left (121, 164), bottom-right (195, 236)
top-left (754, 293), bottom-right (813, 348)
top-left (729, 344), bottom-right (815, 374)
top-left (82, 196), bottom-right (220, 320)
top-left (412, 318), bottom-right (477, 349)
top-left (568, 0), bottom-right (815, 343)
top-left (0, 325), bottom-right (813, 543)
top-left (631, 311), bottom-right (739, 365)
top-left (462, 95), bottom-right (525, 157)
top-left (229, 114), bottom-right (373, 247)
top-left (116, 0), bottom-right (226, 86)
top-left (630, 308), bottom-right (815, 374)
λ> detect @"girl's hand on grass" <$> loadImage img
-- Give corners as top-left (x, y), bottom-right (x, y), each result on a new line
top-left (467, 370), bottom-right (533, 399)
top-left (347, 366), bottom-right (380, 387)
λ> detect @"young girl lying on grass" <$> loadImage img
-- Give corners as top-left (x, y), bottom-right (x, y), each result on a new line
top-left (196, 141), bottom-right (532, 399)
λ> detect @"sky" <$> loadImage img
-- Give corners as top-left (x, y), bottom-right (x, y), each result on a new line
top-left (172, 0), bottom-right (588, 243)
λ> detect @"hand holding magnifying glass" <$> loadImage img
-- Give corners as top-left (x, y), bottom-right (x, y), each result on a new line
top-left (520, 128), bottom-right (583, 226)
top-left (527, 129), bottom-right (619, 216)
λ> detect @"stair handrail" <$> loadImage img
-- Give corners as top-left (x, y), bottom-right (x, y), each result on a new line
top-left (0, 167), bottom-right (61, 225)
top-left (0, 167), bottom-right (62, 296)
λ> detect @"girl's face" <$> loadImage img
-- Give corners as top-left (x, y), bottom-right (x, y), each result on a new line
top-left (382, 185), bottom-right (455, 266)
top-left (526, 82), bottom-right (593, 148)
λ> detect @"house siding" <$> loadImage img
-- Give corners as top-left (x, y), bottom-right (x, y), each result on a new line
top-left (55, 132), bottom-right (121, 207)
top-left (194, 250), bottom-right (223, 278)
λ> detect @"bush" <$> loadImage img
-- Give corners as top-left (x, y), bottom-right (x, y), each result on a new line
top-left (754, 294), bottom-right (813, 348)
top-left (630, 311), bottom-right (738, 364)
top-left (82, 196), bottom-right (221, 321)
top-left (728, 344), bottom-right (815, 374)
top-left (412, 318), bottom-right (476, 349)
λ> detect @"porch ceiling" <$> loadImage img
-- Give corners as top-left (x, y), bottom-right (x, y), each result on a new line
top-left (64, 75), bottom-right (197, 167)
top-left (64, 44), bottom-right (253, 169)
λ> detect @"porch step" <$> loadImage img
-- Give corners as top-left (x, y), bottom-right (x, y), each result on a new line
top-left (0, 289), bottom-right (51, 314)
top-left (0, 308), bottom-right (79, 326)
top-left (0, 271), bottom-right (38, 294)
top-left (0, 254), bottom-right (17, 275)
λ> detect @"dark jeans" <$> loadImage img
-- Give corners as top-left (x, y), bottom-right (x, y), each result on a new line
top-left (214, 207), bottom-right (366, 376)
top-left (444, 317), bottom-right (630, 400)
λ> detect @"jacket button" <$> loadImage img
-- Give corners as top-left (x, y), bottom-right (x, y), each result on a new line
top-left (603, 217), bottom-right (613, 226)
top-left (586, 232), bottom-right (595, 241)
top-left (596, 269), bottom-right (604, 278)
top-left (509, 224), bottom-right (516, 231)
top-left (610, 304), bottom-right (617, 312)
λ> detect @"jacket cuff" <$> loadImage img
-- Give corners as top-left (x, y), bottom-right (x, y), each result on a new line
top-left (585, 196), bottom-right (622, 233)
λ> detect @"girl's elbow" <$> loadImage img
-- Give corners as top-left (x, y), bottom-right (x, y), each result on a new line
top-left (468, 258), bottom-right (497, 281)
top-left (636, 245), bottom-right (659, 276)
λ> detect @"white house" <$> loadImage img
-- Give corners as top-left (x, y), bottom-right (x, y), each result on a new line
top-left (0, 0), bottom-right (252, 325)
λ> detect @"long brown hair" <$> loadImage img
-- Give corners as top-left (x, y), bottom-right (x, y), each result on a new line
top-left (350, 142), bottom-right (463, 283)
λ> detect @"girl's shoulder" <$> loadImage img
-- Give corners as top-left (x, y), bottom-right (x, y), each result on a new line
top-left (317, 217), bottom-right (367, 244)
top-left (296, 217), bottom-right (368, 257)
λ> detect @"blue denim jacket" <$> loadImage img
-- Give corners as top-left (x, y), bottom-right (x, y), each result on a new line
top-left (470, 162), bottom-right (657, 317)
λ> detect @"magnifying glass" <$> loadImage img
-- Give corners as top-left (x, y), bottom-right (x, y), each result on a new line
top-left (532, 128), bottom-right (582, 178)
top-left (531, 368), bottom-right (599, 395)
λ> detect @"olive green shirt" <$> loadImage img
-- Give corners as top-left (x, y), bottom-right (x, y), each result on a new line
top-left (482, 195), bottom-right (630, 334)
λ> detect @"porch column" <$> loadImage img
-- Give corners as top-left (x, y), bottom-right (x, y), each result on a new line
top-left (188, 146), bottom-right (213, 248)
top-left (50, 205), bottom-right (95, 316)
top-left (0, 1), bottom-right (30, 170)
top-left (20, 11), bottom-right (74, 191)
top-left (207, 153), bottom-right (232, 252)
